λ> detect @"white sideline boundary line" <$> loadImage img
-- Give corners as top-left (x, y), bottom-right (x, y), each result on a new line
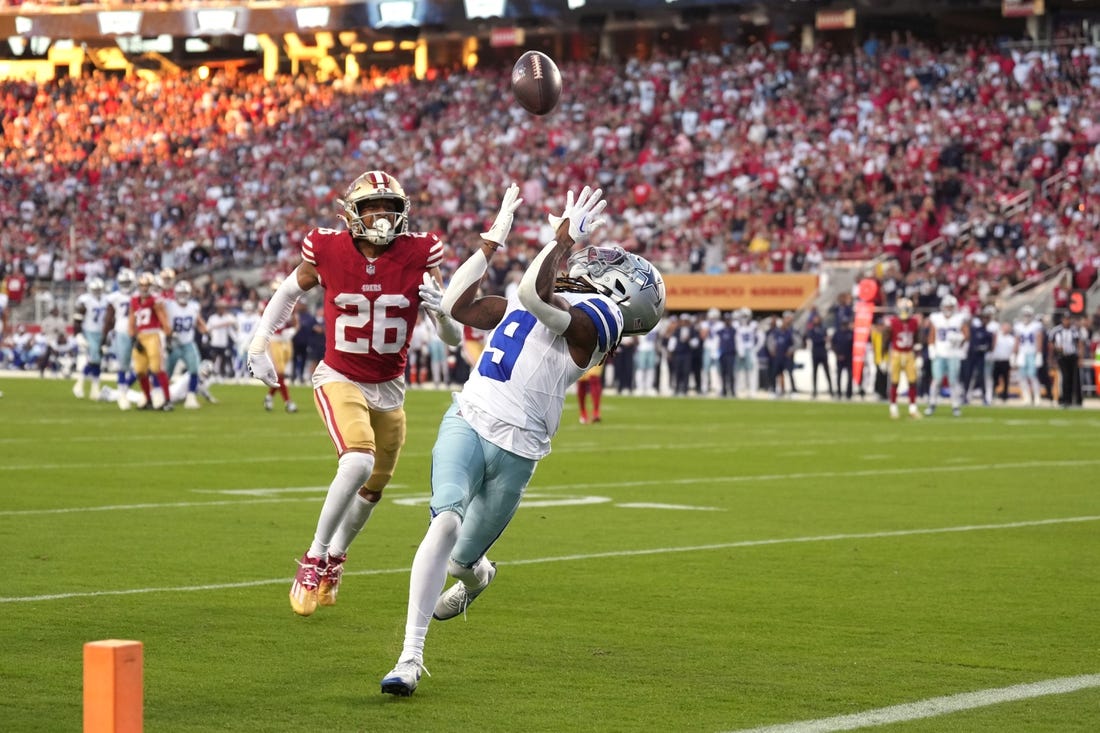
top-left (5, 458), bottom-right (1100, 518)
top-left (2, 514), bottom-right (1097, 604)
top-left (723, 674), bottom-right (1100, 733)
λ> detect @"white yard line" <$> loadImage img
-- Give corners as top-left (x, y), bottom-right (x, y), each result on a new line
top-left (5, 458), bottom-right (1100, 516)
top-left (2, 514), bottom-right (1097, 604)
top-left (723, 673), bottom-right (1100, 733)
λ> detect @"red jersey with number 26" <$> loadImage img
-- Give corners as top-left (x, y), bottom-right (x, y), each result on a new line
top-left (887, 315), bottom-right (920, 352)
top-left (301, 228), bottom-right (443, 383)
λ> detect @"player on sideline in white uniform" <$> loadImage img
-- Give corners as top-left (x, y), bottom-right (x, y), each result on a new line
top-left (381, 185), bottom-right (666, 697)
top-left (1013, 305), bottom-right (1045, 405)
top-left (72, 277), bottom-right (110, 400)
top-left (733, 307), bottom-right (762, 396)
top-left (103, 269), bottom-right (137, 410)
top-left (925, 294), bottom-right (970, 417)
top-left (164, 280), bottom-right (209, 409)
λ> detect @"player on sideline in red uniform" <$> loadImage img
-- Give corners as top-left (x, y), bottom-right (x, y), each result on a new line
top-left (248, 170), bottom-right (478, 617)
top-left (129, 272), bottom-right (174, 411)
top-left (885, 297), bottom-right (922, 420)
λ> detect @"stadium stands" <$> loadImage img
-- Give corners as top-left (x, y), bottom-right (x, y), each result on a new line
top-left (2, 37), bottom-right (1098, 304)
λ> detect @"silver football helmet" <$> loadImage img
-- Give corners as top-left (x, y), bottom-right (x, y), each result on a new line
top-left (117, 268), bottom-right (136, 294)
top-left (87, 277), bottom-right (105, 295)
top-left (566, 245), bottom-right (666, 336)
top-left (940, 294), bottom-right (958, 315)
top-left (174, 280), bottom-right (192, 304)
top-left (337, 170), bottom-right (409, 246)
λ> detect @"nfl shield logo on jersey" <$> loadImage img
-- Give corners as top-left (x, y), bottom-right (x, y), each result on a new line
top-left (366, 264), bottom-right (376, 275)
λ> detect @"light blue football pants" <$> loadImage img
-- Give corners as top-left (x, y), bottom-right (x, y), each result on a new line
top-left (430, 402), bottom-right (537, 568)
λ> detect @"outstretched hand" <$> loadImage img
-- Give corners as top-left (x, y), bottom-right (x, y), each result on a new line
top-left (481, 183), bottom-right (523, 248)
top-left (547, 186), bottom-right (607, 242)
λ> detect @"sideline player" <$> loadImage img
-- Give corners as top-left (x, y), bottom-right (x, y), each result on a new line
top-left (1013, 305), bottom-right (1045, 405)
top-left (164, 280), bottom-right (208, 409)
top-left (72, 277), bottom-right (109, 400)
top-left (129, 272), bottom-right (174, 411)
top-left (103, 269), bottom-right (137, 410)
top-left (885, 297), bottom-right (922, 419)
top-left (925, 295), bottom-right (969, 417)
top-left (247, 170), bottom-right (463, 617)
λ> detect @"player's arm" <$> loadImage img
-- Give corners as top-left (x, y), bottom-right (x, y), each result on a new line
top-left (196, 315), bottom-right (209, 336)
top-left (72, 302), bottom-right (85, 333)
top-left (518, 186), bottom-right (609, 365)
top-left (418, 266), bottom-right (462, 346)
top-left (441, 184), bottom-right (523, 331)
top-left (248, 263), bottom-right (316, 387)
top-left (521, 224), bottom-right (600, 365)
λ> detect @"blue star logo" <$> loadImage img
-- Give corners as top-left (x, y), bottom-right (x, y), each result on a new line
top-left (633, 266), bottom-right (658, 295)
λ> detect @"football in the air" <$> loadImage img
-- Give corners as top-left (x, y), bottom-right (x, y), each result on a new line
top-left (511, 50), bottom-right (562, 116)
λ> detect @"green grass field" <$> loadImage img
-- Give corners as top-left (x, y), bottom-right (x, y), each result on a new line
top-left (1, 376), bottom-right (1098, 733)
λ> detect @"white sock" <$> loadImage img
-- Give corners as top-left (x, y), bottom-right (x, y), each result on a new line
top-left (329, 494), bottom-right (378, 557)
top-left (449, 556), bottom-right (493, 589)
top-left (401, 511), bottom-right (461, 663)
top-left (308, 452), bottom-right (375, 559)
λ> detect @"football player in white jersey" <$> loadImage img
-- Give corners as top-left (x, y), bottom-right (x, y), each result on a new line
top-left (925, 294), bottom-right (970, 417)
top-left (103, 269), bottom-right (137, 410)
top-left (164, 280), bottom-right (208, 409)
top-left (733, 308), bottom-right (762, 396)
top-left (1013, 305), bottom-right (1045, 405)
top-left (382, 185), bottom-right (666, 697)
top-left (233, 301), bottom-right (262, 379)
top-left (72, 277), bottom-right (110, 400)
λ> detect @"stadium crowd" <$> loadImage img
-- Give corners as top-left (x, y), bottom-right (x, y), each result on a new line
top-left (1, 33), bottom-right (1099, 406)
top-left (3, 35), bottom-right (1100, 295)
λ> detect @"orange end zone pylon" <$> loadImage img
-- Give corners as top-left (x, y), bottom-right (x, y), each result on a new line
top-left (83, 640), bottom-right (143, 733)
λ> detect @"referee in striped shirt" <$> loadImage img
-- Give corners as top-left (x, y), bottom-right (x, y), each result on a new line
top-left (1049, 311), bottom-right (1086, 407)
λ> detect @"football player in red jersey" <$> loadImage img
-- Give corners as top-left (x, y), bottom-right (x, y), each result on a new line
top-left (885, 297), bottom-right (922, 419)
top-left (128, 272), bottom-right (174, 411)
top-left (248, 170), bottom-right (476, 617)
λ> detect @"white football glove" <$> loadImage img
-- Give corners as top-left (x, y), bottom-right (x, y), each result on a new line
top-left (247, 337), bottom-right (280, 388)
top-left (75, 333), bottom-right (88, 352)
top-left (547, 186), bottom-right (607, 241)
top-left (419, 272), bottom-right (444, 315)
top-left (481, 183), bottom-right (523, 248)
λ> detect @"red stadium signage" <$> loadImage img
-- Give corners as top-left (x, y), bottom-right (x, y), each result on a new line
top-left (663, 274), bottom-right (818, 312)
top-left (1002, 0), bottom-right (1044, 17)
top-left (490, 27), bottom-right (525, 47)
top-left (816, 9), bottom-right (856, 31)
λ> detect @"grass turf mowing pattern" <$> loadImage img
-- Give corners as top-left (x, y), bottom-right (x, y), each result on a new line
top-left (1, 377), bottom-right (1098, 732)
